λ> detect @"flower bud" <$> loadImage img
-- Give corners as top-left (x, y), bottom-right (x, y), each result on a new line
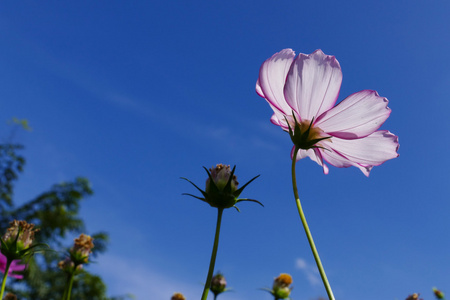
top-left (1, 220), bottom-right (39, 260)
top-left (2, 220), bottom-right (38, 252)
top-left (182, 164), bottom-right (262, 211)
top-left (433, 288), bottom-right (445, 299)
top-left (4, 292), bottom-right (17, 300)
top-left (69, 234), bottom-right (94, 265)
top-left (204, 164), bottom-right (239, 208)
top-left (272, 273), bottom-right (293, 299)
top-left (405, 293), bottom-right (422, 300)
top-left (210, 272), bottom-right (227, 296)
top-left (58, 257), bottom-right (82, 273)
top-left (206, 165), bottom-right (238, 193)
top-left (58, 258), bottom-right (74, 272)
top-left (171, 292), bottom-right (186, 300)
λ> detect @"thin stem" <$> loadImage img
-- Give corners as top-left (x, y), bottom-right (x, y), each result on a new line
top-left (65, 271), bottom-right (75, 300)
top-left (0, 259), bottom-right (12, 300)
top-left (62, 273), bottom-right (70, 300)
top-left (201, 208), bottom-right (224, 300)
top-left (291, 147), bottom-right (335, 300)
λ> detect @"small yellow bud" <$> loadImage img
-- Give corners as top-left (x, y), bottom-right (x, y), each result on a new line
top-left (171, 292), bottom-right (186, 300)
top-left (405, 293), bottom-right (422, 300)
top-left (433, 288), bottom-right (445, 299)
top-left (272, 273), bottom-right (293, 299)
top-left (58, 258), bottom-right (82, 273)
top-left (4, 292), bottom-right (17, 300)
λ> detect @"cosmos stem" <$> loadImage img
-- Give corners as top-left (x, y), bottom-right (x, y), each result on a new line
top-left (291, 147), bottom-right (335, 300)
top-left (65, 271), bottom-right (75, 300)
top-left (0, 259), bottom-right (11, 300)
top-left (201, 208), bottom-right (223, 300)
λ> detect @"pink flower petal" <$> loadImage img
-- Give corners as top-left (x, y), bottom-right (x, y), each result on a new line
top-left (291, 147), bottom-right (329, 174)
top-left (10, 260), bottom-right (26, 272)
top-left (320, 131), bottom-right (399, 176)
top-left (284, 50), bottom-right (342, 122)
top-left (270, 113), bottom-right (289, 130)
top-left (315, 90), bottom-right (391, 139)
top-left (257, 49), bottom-right (296, 115)
top-left (0, 253), bottom-right (26, 279)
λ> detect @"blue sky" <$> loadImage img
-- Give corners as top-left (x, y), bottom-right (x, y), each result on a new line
top-left (1, 1), bottom-right (449, 299)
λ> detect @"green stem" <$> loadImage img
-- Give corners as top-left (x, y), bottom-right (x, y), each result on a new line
top-left (201, 208), bottom-right (224, 300)
top-left (0, 259), bottom-right (11, 300)
top-left (291, 147), bottom-right (335, 300)
top-left (62, 273), bottom-right (69, 300)
top-left (65, 271), bottom-right (75, 300)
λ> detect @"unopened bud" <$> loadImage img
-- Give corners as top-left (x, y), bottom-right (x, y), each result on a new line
top-left (4, 292), bottom-right (17, 300)
top-left (406, 293), bottom-right (422, 300)
top-left (206, 164), bottom-right (238, 193)
top-left (171, 292), bottom-right (185, 300)
top-left (69, 234), bottom-right (94, 265)
top-left (272, 273), bottom-right (293, 299)
top-left (58, 258), bottom-right (82, 273)
top-left (2, 220), bottom-right (38, 252)
top-left (433, 288), bottom-right (445, 299)
top-left (211, 272), bottom-right (227, 296)
top-left (182, 164), bottom-right (261, 210)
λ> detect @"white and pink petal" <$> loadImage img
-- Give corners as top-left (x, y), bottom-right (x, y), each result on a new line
top-left (257, 49), bottom-right (296, 115)
top-left (315, 90), bottom-right (391, 139)
top-left (320, 131), bottom-right (399, 176)
top-left (270, 112), bottom-right (289, 131)
top-left (284, 49), bottom-right (342, 122)
top-left (291, 147), bottom-right (329, 174)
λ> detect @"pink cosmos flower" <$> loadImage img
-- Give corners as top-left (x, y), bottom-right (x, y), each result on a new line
top-left (0, 253), bottom-right (26, 279)
top-left (256, 49), bottom-right (399, 176)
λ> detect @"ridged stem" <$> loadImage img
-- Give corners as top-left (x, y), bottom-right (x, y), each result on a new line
top-left (0, 258), bottom-right (11, 300)
top-left (201, 208), bottom-right (224, 300)
top-left (65, 271), bottom-right (75, 300)
top-left (291, 147), bottom-right (335, 300)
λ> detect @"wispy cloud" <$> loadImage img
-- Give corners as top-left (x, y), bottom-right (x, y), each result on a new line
top-left (2, 23), bottom-right (282, 159)
top-left (90, 253), bottom-right (249, 300)
top-left (91, 254), bottom-right (201, 300)
top-left (295, 258), bottom-right (321, 287)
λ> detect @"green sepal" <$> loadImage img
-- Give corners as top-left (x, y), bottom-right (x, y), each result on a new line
top-left (203, 167), bottom-right (236, 209)
top-left (0, 238), bottom-right (8, 252)
top-left (182, 166), bottom-right (260, 211)
top-left (203, 167), bottom-right (221, 194)
top-left (18, 243), bottom-right (49, 256)
top-left (234, 174), bottom-right (260, 198)
top-left (286, 114), bottom-right (331, 150)
top-left (212, 288), bottom-right (233, 297)
top-left (236, 198), bottom-right (264, 207)
top-left (182, 193), bottom-right (209, 204)
top-left (259, 287), bottom-right (292, 300)
top-left (70, 252), bottom-right (89, 266)
top-left (301, 136), bottom-right (331, 150)
top-left (259, 287), bottom-right (275, 295)
top-left (180, 177), bottom-right (208, 198)
top-left (1, 239), bottom-right (49, 261)
top-left (223, 165), bottom-right (237, 194)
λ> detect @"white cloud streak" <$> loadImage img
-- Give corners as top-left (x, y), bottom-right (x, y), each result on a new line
top-left (91, 253), bottom-right (201, 300)
top-left (295, 258), bottom-right (321, 287)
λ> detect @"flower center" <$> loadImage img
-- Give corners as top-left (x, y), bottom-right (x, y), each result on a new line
top-left (288, 118), bottom-right (330, 150)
